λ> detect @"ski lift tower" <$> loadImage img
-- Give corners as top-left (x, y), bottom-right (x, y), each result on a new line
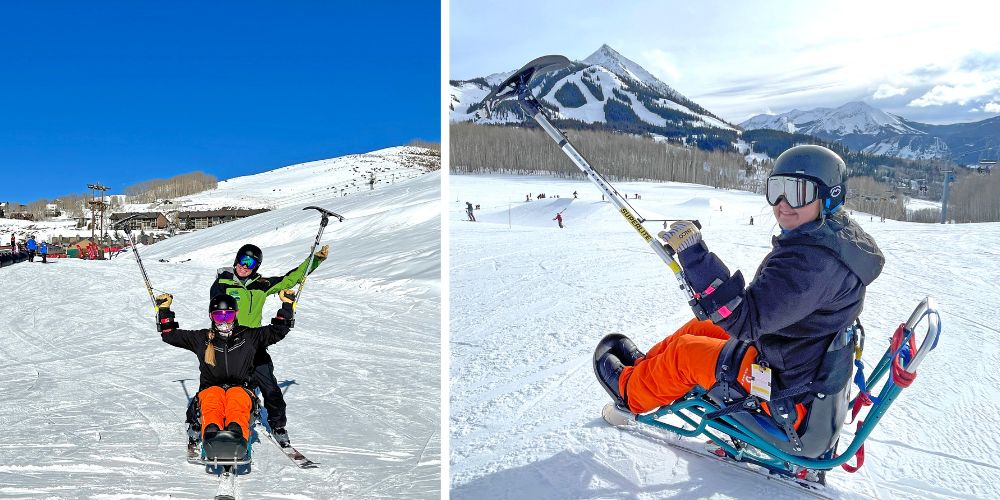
top-left (87, 183), bottom-right (109, 253)
top-left (939, 171), bottom-right (956, 224)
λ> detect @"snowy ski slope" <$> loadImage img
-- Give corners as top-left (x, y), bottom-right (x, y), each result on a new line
top-left (1, 146), bottom-right (435, 244)
top-left (449, 174), bottom-right (1000, 499)
top-left (0, 149), bottom-right (440, 499)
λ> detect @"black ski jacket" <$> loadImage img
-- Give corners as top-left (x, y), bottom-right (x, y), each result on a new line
top-left (159, 308), bottom-right (293, 391)
top-left (679, 213), bottom-right (884, 394)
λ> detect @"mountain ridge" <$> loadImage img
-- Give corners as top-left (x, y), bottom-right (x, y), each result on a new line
top-left (741, 102), bottom-right (999, 163)
top-left (450, 45), bottom-right (736, 147)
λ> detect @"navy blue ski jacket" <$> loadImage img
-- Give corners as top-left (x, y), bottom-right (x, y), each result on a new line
top-left (678, 213), bottom-right (884, 393)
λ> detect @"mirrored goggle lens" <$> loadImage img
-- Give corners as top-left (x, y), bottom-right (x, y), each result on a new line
top-left (238, 255), bottom-right (258, 268)
top-left (766, 176), bottom-right (818, 208)
top-left (210, 310), bottom-right (236, 322)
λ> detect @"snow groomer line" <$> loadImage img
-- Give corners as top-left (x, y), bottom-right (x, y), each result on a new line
top-left (485, 55), bottom-right (943, 494)
top-left (114, 206), bottom-right (343, 499)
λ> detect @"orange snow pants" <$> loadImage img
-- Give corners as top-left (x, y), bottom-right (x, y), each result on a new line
top-left (198, 386), bottom-right (252, 440)
top-left (620, 318), bottom-right (805, 428)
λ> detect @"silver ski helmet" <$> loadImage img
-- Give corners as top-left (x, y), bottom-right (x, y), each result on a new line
top-left (768, 145), bottom-right (847, 215)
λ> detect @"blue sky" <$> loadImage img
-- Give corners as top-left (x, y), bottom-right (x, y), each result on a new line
top-left (1, 2), bottom-right (440, 202)
top-left (452, 0), bottom-right (1000, 126)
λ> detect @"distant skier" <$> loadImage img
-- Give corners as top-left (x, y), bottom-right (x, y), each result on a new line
top-left (596, 145), bottom-right (884, 451)
top-left (553, 212), bottom-right (563, 229)
top-left (39, 241), bottom-right (48, 263)
top-left (466, 202), bottom-right (476, 222)
top-left (526, 194), bottom-right (530, 202)
top-left (187, 243), bottom-right (328, 448)
top-left (9, 234), bottom-right (14, 252)
top-left (749, 216), bottom-right (754, 226)
top-left (156, 291), bottom-right (296, 453)
top-left (25, 236), bottom-right (36, 262)
top-left (573, 191), bottom-right (578, 199)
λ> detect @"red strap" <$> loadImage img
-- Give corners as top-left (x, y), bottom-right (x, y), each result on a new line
top-left (849, 391), bottom-right (872, 424)
top-left (841, 421), bottom-right (866, 473)
top-left (890, 323), bottom-right (918, 388)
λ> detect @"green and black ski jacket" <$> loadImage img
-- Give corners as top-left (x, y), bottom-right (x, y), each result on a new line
top-left (210, 255), bottom-right (323, 328)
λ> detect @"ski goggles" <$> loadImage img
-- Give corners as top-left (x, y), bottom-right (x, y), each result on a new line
top-left (210, 309), bottom-right (237, 323)
top-left (237, 255), bottom-right (258, 269)
top-left (766, 175), bottom-right (820, 209)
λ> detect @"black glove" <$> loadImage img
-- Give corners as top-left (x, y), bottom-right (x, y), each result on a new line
top-left (272, 301), bottom-right (295, 327)
top-left (157, 308), bottom-right (178, 333)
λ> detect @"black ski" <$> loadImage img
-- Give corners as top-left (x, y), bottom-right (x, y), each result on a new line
top-left (256, 423), bottom-right (319, 469)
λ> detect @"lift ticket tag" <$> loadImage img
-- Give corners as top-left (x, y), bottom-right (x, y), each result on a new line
top-left (750, 363), bottom-right (772, 400)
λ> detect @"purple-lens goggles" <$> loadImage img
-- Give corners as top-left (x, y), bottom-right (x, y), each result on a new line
top-left (210, 310), bottom-right (237, 323)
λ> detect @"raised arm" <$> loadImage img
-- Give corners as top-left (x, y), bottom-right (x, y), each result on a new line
top-left (262, 245), bottom-right (329, 296)
top-left (155, 293), bottom-right (206, 352)
top-left (246, 290), bottom-right (297, 348)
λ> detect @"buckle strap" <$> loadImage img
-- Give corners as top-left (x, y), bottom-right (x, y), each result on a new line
top-left (705, 395), bottom-right (760, 420)
top-left (768, 397), bottom-right (804, 451)
top-left (710, 338), bottom-right (752, 400)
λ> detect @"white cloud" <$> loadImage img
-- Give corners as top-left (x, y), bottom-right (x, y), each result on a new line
top-left (908, 72), bottom-right (1000, 107)
top-left (985, 102), bottom-right (1000, 113)
top-left (639, 49), bottom-right (680, 83)
top-left (873, 83), bottom-right (907, 99)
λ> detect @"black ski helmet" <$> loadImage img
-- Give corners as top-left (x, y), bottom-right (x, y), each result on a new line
top-left (769, 145), bottom-right (847, 215)
top-left (209, 293), bottom-right (239, 314)
top-left (233, 244), bottom-right (262, 271)
top-left (209, 293), bottom-right (239, 335)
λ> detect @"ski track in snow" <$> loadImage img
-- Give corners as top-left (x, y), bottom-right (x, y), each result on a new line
top-left (450, 174), bottom-right (1000, 500)
top-left (0, 164), bottom-right (440, 498)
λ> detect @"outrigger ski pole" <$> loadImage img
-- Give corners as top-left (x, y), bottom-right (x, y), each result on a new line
top-left (113, 214), bottom-right (159, 313)
top-left (484, 55), bottom-right (702, 305)
top-left (294, 206), bottom-right (345, 309)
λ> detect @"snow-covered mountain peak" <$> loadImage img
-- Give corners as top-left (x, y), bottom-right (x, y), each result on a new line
top-left (582, 44), bottom-right (626, 66)
top-left (450, 45), bottom-right (734, 135)
top-left (741, 101), bottom-right (923, 140)
top-left (583, 44), bottom-right (680, 100)
top-left (826, 101), bottom-right (909, 130)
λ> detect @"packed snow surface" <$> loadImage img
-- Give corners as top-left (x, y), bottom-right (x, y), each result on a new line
top-left (0, 151), bottom-right (440, 498)
top-left (450, 173), bottom-right (1000, 499)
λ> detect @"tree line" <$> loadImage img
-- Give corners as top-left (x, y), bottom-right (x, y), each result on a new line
top-left (8, 171), bottom-right (217, 221)
top-left (949, 170), bottom-right (1000, 222)
top-left (124, 172), bottom-right (217, 203)
top-left (451, 123), bottom-right (749, 190)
